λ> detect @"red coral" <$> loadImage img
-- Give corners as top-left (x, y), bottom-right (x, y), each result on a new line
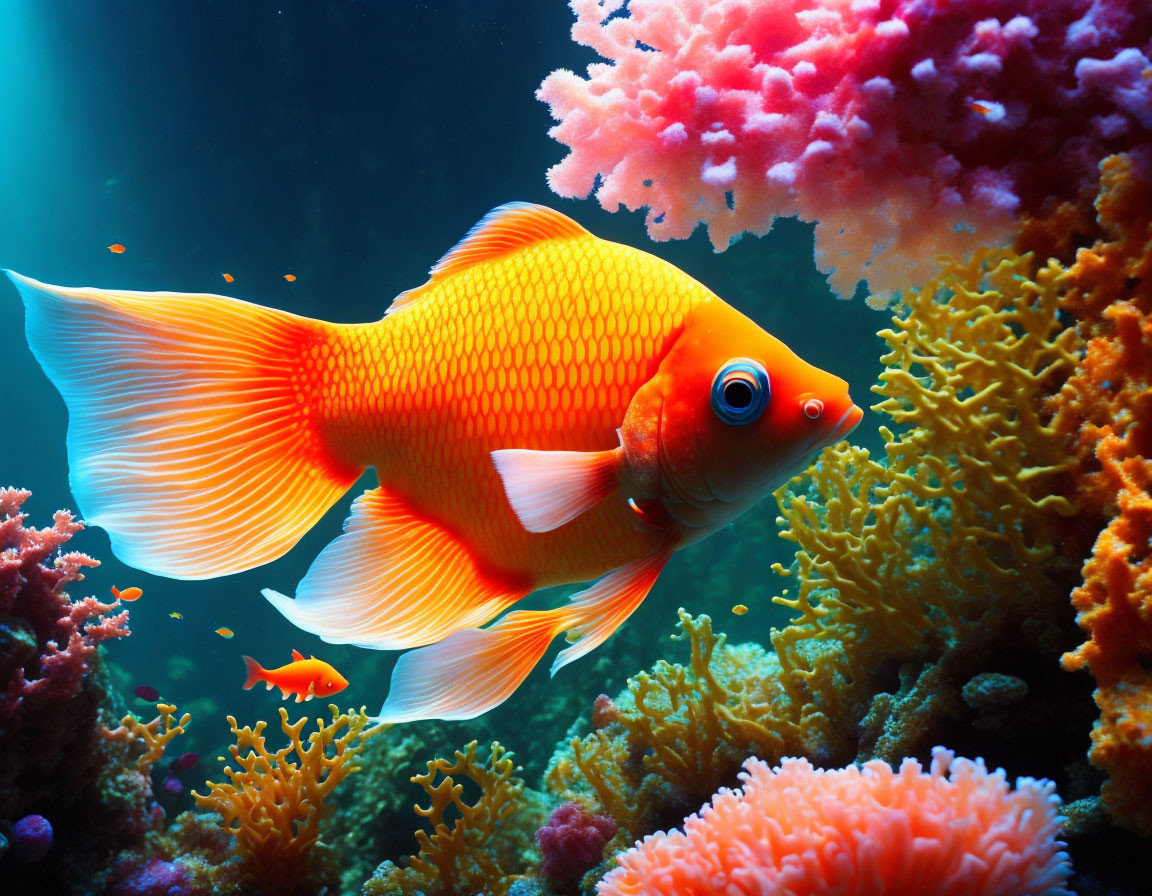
top-left (0, 486), bottom-right (129, 718)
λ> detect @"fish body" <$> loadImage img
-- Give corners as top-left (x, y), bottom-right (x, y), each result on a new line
top-left (242, 650), bottom-right (348, 702)
top-left (6, 202), bottom-right (860, 723)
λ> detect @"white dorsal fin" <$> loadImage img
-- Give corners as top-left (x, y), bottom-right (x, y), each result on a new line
top-left (386, 202), bottom-right (589, 315)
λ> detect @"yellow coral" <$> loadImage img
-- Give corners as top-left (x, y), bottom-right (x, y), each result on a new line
top-left (193, 705), bottom-right (376, 895)
top-left (548, 610), bottom-right (806, 839)
top-left (104, 702), bottom-right (191, 774)
top-left (366, 740), bottom-right (532, 896)
top-left (769, 247), bottom-right (1081, 758)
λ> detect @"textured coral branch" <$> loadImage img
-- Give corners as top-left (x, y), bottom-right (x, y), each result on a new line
top-left (540, 0), bottom-right (1152, 303)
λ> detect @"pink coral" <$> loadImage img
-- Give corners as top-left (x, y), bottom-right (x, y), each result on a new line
top-left (539, 0), bottom-right (1152, 304)
top-left (597, 748), bottom-right (1071, 896)
top-left (0, 486), bottom-right (129, 717)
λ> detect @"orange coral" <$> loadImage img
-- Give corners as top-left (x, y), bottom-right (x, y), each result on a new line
top-left (104, 702), bottom-right (191, 775)
top-left (598, 749), bottom-right (1071, 896)
top-left (193, 705), bottom-right (375, 895)
top-left (1052, 152), bottom-right (1152, 834)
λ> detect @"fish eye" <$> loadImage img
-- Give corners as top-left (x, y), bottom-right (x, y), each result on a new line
top-left (711, 359), bottom-right (770, 425)
top-left (802, 398), bottom-right (824, 420)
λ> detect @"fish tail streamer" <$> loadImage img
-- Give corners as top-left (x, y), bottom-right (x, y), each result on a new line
top-left (375, 552), bottom-right (666, 722)
top-left (6, 271), bottom-right (362, 578)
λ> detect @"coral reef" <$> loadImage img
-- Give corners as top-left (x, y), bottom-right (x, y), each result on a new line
top-left (0, 487), bottom-right (152, 894)
top-left (599, 748), bottom-right (1071, 896)
top-left (192, 705), bottom-right (375, 896)
top-left (364, 740), bottom-right (545, 896)
top-left (767, 245), bottom-right (1087, 766)
top-left (1049, 151), bottom-right (1152, 834)
top-left (539, 0), bottom-right (1152, 303)
top-left (104, 703), bottom-right (193, 776)
top-left (536, 802), bottom-right (616, 893)
top-left (546, 610), bottom-right (808, 843)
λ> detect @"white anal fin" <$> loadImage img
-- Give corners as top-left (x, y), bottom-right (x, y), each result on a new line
top-left (491, 446), bottom-right (620, 533)
top-left (262, 487), bottom-right (529, 650)
top-left (374, 550), bottom-right (668, 723)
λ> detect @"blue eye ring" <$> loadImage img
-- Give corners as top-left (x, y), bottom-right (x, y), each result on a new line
top-left (711, 359), bottom-right (770, 425)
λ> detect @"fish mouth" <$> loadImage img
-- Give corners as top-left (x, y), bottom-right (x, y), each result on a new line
top-left (830, 404), bottom-right (864, 442)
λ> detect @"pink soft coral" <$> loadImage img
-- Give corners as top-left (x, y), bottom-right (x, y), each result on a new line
top-left (597, 748), bottom-right (1071, 896)
top-left (0, 486), bottom-right (129, 717)
top-left (539, 0), bottom-right (1152, 304)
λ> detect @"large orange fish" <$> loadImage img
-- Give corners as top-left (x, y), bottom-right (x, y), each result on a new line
top-left (5, 203), bottom-right (861, 722)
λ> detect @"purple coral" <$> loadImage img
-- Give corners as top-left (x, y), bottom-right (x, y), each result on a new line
top-left (536, 801), bottom-right (617, 889)
top-left (9, 813), bottom-right (53, 862)
top-left (112, 858), bottom-right (195, 896)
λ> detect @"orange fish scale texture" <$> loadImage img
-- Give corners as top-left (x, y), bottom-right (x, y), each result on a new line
top-left (301, 236), bottom-right (705, 585)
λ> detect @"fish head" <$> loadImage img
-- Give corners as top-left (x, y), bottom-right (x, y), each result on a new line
top-left (314, 665), bottom-right (349, 696)
top-left (621, 300), bottom-right (862, 541)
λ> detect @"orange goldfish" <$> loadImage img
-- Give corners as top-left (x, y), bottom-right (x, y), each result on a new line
top-left (242, 649), bottom-right (348, 702)
top-left (283, 274), bottom-right (296, 282)
top-left (107, 244), bottom-right (126, 254)
top-left (111, 585), bottom-right (143, 601)
top-left (5, 203), bottom-right (861, 723)
top-left (222, 273), bottom-right (234, 283)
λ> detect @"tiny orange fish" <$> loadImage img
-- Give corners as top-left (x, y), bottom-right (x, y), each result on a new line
top-left (242, 650), bottom-right (348, 702)
top-left (222, 273), bottom-right (234, 283)
top-left (215, 627), bottom-right (234, 638)
top-left (731, 604), bottom-right (748, 616)
top-left (108, 244), bottom-right (126, 254)
top-left (283, 274), bottom-right (296, 282)
top-left (111, 585), bottom-right (143, 602)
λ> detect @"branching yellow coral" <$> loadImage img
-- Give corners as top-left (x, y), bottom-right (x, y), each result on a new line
top-left (547, 610), bottom-right (807, 840)
top-left (769, 246), bottom-right (1082, 760)
top-left (103, 702), bottom-right (191, 774)
top-left (365, 740), bottom-right (533, 896)
top-left (193, 705), bottom-right (375, 896)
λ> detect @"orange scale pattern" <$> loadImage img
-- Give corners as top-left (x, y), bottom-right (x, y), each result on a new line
top-left (298, 234), bottom-right (705, 585)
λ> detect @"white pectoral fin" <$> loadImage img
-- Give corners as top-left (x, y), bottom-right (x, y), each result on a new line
top-left (491, 446), bottom-right (620, 533)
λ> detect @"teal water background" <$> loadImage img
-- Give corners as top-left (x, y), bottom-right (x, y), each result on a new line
top-left (0, 1), bottom-right (883, 782)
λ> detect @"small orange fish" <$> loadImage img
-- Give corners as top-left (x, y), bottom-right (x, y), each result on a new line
top-left (731, 604), bottom-right (748, 616)
top-left (242, 650), bottom-right (348, 702)
top-left (111, 585), bottom-right (143, 602)
top-left (215, 627), bottom-right (234, 638)
top-left (222, 273), bottom-right (234, 283)
top-left (7, 203), bottom-right (861, 724)
top-left (283, 274), bottom-right (296, 282)
top-left (107, 244), bottom-right (126, 254)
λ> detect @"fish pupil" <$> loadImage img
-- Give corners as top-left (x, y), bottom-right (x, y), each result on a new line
top-left (711, 359), bottom-right (770, 425)
top-left (724, 380), bottom-right (754, 410)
